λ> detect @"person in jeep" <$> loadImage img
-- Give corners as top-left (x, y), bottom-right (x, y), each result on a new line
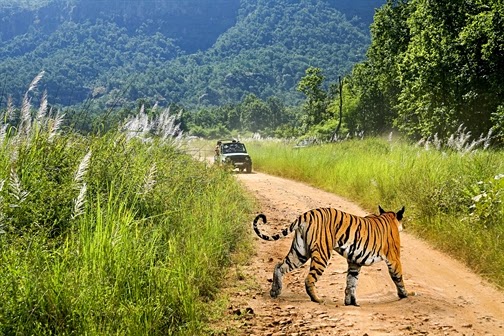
top-left (214, 140), bottom-right (222, 161)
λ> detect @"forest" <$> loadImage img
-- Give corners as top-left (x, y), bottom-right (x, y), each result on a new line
top-left (0, 0), bottom-right (379, 108)
top-left (1, 0), bottom-right (503, 144)
top-left (188, 0), bottom-right (504, 144)
top-left (344, 0), bottom-right (504, 143)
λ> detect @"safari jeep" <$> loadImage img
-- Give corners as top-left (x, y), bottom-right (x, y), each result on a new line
top-left (214, 139), bottom-right (252, 173)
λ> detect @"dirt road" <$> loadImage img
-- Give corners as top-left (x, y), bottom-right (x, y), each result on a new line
top-left (216, 171), bottom-right (504, 336)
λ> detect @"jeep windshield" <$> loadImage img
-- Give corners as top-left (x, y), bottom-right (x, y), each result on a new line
top-left (222, 143), bottom-right (247, 154)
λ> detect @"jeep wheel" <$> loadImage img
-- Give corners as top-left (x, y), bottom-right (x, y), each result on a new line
top-left (245, 164), bottom-right (252, 174)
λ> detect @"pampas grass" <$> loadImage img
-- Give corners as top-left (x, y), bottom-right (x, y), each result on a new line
top-left (141, 163), bottom-right (157, 195)
top-left (48, 111), bottom-right (65, 141)
top-left (35, 89), bottom-right (48, 123)
top-left (0, 75), bottom-right (253, 335)
top-left (122, 104), bottom-right (182, 144)
top-left (18, 70), bottom-right (45, 137)
top-left (72, 150), bottom-right (91, 219)
top-left (418, 124), bottom-right (494, 154)
top-left (8, 168), bottom-right (29, 206)
top-left (74, 150), bottom-right (92, 183)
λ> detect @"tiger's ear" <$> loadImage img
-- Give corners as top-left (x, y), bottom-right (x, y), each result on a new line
top-left (396, 206), bottom-right (405, 220)
top-left (379, 205), bottom-right (385, 214)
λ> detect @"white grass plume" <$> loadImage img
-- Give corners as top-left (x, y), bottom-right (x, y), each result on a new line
top-left (9, 169), bottom-right (29, 206)
top-left (72, 150), bottom-right (92, 219)
top-left (48, 111), bottom-right (65, 141)
top-left (72, 183), bottom-right (87, 219)
top-left (151, 101), bottom-right (159, 114)
top-left (19, 94), bottom-right (32, 136)
top-left (28, 70), bottom-right (45, 93)
top-left (121, 104), bottom-right (182, 144)
top-left (74, 150), bottom-right (92, 183)
top-left (139, 104), bottom-right (150, 138)
top-left (19, 71), bottom-right (45, 136)
top-left (35, 89), bottom-right (48, 124)
top-left (157, 107), bottom-right (182, 141)
top-left (419, 124), bottom-right (494, 154)
top-left (10, 71), bottom-right (47, 139)
top-left (0, 124), bottom-right (9, 143)
top-left (122, 104), bottom-right (151, 140)
top-left (141, 163), bottom-right (157, 195)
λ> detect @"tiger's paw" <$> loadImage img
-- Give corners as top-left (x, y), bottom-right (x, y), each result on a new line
top-left (344, 297), bottom-right (359, 306)
top-left (270, 285), bottom-right (282, 298)
top-left (398, 289), bottom-right (412, 299)
top-left (345, 302), bottom-right (360, 306)
top-left (308, 294), bottom-right (325, 304)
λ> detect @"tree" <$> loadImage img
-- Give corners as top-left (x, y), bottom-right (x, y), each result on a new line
top-left (393, 0), bottom-right (470, 138)
top-left (297, 66), bottom-right (329, 128)
top-left (240, 94), bottom-right (271, 132)
top-left (345, 0), bottom-right (504, 142)
top-left (332, 76), bottom-right (344, 140)
top-left (344, 62), bottom-right (390, 135)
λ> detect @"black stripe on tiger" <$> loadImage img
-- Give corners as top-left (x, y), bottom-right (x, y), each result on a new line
top-left (252, 205), bottom-right (409, 305)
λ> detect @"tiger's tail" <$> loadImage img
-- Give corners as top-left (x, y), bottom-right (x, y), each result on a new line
top-left (253, 213), bottom-right (299, 241)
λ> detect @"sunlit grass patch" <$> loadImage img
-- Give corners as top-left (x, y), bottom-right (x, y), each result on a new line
top-left (248, 137), bottom-right (504, 287)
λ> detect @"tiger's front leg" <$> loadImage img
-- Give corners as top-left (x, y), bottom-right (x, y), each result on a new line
top-left (345, 262), bottom-right (362, 306)
top-left (386, 260), bottom-right (409, 299)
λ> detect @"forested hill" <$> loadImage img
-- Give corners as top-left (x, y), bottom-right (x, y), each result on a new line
top-left (0, 0), bottom-right (384, 109)
top-left (0, 0), bottom-right (241, 53)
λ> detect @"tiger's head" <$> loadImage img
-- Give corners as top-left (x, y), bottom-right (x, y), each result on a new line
top-left (379, 205), bottom-right (405, 232)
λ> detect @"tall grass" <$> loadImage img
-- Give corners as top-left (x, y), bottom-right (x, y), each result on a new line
top-left (0, 76), bottom-right (253, 334)
top-left (248, 138), bottom-right (504, 287)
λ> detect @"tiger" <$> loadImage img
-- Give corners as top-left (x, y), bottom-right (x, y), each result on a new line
top-left (252, 206), bottom-right (408, 305)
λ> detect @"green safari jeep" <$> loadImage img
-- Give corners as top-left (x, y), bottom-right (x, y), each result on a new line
top-left (214, 139), bottom-right (252, 173)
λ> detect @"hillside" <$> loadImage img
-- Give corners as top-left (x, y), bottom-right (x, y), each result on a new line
top-left (0, 0), bottom-right (384, 109)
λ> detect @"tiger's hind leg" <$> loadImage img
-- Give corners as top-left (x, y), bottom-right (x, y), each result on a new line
top-left (304, 250), bottom-right (330, 303)
top-left (386, 259), bottom-right (408, 299)
top-left (344, 262), bottom-right (362, 306)
top-left (270, 239), bottom-right (308, 299)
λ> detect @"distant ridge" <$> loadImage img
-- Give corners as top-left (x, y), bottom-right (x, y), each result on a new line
top-left (0, 0), bottom-right (385, 108)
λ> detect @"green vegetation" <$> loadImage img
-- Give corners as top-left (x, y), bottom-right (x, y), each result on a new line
top-left (248, 138), bottom-right (504, 287)
top-left (192, 0), bottom-right (504, 144)
top-left (0, 82), bottom-right (254, 335)
top-left (185, 93), bottom-right (300, 138)
top-left (344, 0), bottom-right (504, 142)
top-left (2, 1), bottom-right (503, 145)
top-left (0, 0), bottom-right (378, 110)
top-left (1, 0), bottom-right (503, 332)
